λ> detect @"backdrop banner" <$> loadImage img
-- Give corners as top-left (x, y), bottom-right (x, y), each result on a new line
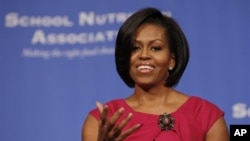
top-left (1, 0), bottom-right (250, 141)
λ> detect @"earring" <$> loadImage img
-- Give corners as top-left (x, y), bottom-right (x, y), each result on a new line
top-left (169, 67), bottom-right (173, 71)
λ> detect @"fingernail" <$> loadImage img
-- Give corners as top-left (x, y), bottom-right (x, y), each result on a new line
top-left (128, 113), bottom-right (133, 118)
top-left (136, 123), bottom-right (141, 127)
top-left (96, 101), bottom-right (101, 106)
top-left (119, 107), bottom-right (124, 112)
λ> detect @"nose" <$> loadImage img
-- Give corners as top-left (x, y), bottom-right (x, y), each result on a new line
top-left (138, 47), bottom-right (150, 60)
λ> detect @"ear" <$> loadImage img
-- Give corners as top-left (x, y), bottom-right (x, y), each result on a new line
top-left (168, 53), bottom-right (175, 71)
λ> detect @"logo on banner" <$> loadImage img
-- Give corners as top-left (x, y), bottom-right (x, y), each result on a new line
top-left (4, 11), bottom-right (172, 60)
top-left (232, 103), bottom-right (250, 119)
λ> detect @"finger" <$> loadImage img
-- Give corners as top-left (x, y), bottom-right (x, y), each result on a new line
top-left (109, 113), bottom-right (133, 137)
top-left (119, 123), bottom-right (141, 140)
top-left (108, 107), bottom-right (124, 125)
top-left (116, 113), bottom-right (133, 130)
top-left (101, 105), bottom-right (109, 119)
top-left (96, 101), bottom-right (103, 113)
top-left (103, 107), bottom-right (124, 133)
top-left (96, 102), bottom-right (109, 126)
top-left (111, 113), bottom-right (133, 138)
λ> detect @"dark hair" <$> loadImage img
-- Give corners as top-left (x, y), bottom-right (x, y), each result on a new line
top-left (115, 7), bottom-right (189, 88)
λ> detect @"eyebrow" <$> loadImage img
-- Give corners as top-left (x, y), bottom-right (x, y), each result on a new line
top-left (133, 39), bottom-right (163, 44)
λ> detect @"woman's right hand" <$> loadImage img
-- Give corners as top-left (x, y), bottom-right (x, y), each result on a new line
top-left (96, 101), bottom-right (141, 141)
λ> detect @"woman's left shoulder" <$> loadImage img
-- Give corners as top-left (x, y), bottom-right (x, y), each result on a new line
top-left (189, 96), bottom-right (221, 108)
top-left (185, 96), bottom-right (224, 118)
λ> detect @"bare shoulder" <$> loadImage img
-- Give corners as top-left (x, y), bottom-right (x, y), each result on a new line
top-left (81, 114), bottom-right (99, 141)
top-left (206, 117), bottom-right (229, 141)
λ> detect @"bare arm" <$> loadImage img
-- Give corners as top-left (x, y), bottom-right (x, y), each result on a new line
top-left (82, 114), bottom-right (99, 141)
top-left (205, 117), bottom-right (229, 141)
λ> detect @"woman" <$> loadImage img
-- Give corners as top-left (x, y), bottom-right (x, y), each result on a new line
top-left (82, 7), bottom-right (229, 141)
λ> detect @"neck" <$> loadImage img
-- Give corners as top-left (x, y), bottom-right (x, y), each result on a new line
top-left (132, 84), bottom-right (173, 105)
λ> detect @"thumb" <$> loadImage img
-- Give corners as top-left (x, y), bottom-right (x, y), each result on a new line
top-left (96, 101), bottom-right (104, 113)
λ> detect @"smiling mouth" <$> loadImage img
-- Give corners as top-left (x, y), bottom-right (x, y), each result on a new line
top-left (137, 65), bottom-right (154, 73)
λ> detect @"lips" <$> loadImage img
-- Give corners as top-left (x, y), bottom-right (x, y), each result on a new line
top-left (136, 65), bottom-right (154, 73)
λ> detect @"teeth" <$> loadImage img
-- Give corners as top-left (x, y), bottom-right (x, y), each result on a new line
top-left (138, 65), bottom-right (154, 70)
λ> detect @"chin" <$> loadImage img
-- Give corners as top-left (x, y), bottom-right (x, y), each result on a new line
top-left (136, 82), bottom-right (156, 89)
top-left (135, 80), bottom-right (166, 89)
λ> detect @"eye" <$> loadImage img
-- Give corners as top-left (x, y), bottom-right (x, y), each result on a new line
top-left (151, 46), bottom-right (162, 52)
top-left (131, 46), bottom-right (141, 52)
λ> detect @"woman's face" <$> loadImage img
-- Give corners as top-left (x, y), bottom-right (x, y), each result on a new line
top-left (129, 24), bottom-right (175, 88)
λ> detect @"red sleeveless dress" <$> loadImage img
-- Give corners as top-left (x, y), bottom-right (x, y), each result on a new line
top-left (90, 96), bottom-right (224, 141)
